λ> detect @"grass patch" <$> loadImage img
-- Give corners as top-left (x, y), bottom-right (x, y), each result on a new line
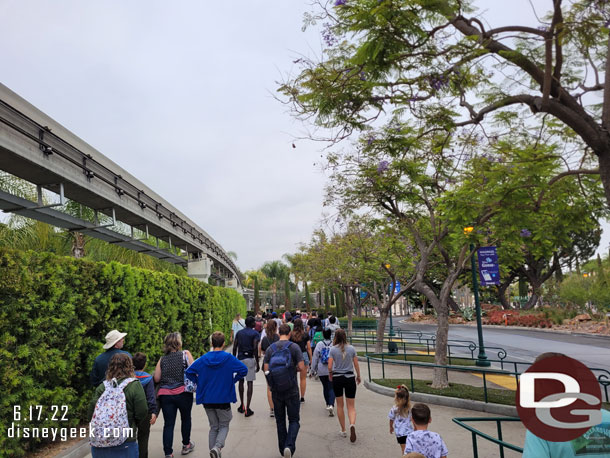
top-left (374, 378), bottom-right (516, 406)
top-left (358, 352), bottom-right (476, 366)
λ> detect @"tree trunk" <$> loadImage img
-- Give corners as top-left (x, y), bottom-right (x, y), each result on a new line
top-left (524, 292), bottom-right (540, 310)
top-left (414, 282), bottom-right (449, 388)
top-left (497, 283), bottom-right (511, 310)
top-left (432, 305), bottom-right (450, 388)
top-left (344, 286), bottom-right (354, 336)
top-left (293, 275), bottom-right (299, 308)
top-left (254, 277), bottom-right (260, 314)
top-left (375, 306), bottom-right (389, 353)
top-left (71, 232), bottom-right (86, 259)
top-left (304, 282), bottom-right (312, 313)
top-left (447, 296), bottom-right (460, 312)
top-left (599, 149), bottom-right (610, 208)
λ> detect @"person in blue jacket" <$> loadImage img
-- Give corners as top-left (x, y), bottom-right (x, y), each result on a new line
top-left (185, 331), bottom-right (248, 458)
top-left (132, 352), bottom-right (158, 458)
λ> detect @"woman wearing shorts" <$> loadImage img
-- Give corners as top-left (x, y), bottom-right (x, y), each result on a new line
top-left (289, 318), bottom-right (312, 403)
top-left (328, 328), bottom-right (361, 443)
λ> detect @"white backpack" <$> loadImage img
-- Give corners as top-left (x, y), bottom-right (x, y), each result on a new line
top-left (89, 377), bottom-right (135, 448)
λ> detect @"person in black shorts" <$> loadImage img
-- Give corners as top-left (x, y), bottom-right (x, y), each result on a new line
top-left (328, 329), bottom-right (361, 443)
top-left (232, 316), bottom-right (260, 417)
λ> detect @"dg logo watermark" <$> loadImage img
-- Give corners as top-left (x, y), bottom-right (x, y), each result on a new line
top-left (516, 355), bottom-right (602, 442)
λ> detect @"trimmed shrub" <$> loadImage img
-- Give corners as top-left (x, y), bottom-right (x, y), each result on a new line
top-left (484, 310), bottom-right (552, 328)
top-left (0, 247), bottom-right (245, 456)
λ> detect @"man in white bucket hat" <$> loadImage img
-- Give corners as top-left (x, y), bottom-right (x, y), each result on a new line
top-left (89, 329), bottom-right (131, 386)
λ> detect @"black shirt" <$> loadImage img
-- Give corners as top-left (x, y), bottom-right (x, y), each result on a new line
top-left (235, 327), bottom-right (260, 360)
top-left (261, 334), bottom-right (280, 352)
top-left (290, 333), bottom-right (310, 352)
top-left (307, 318), bottom-right (321, 331)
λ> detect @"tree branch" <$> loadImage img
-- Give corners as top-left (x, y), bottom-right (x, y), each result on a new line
top-left (535, 168), bottom-right (599, 209)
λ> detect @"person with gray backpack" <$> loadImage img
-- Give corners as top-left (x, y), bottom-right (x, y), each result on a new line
top-left (88, 353), bottom-right (148, 457)
top-left (309, 328), bottom-right (336, 417)
top-left (263, 324), bottom-right (305, 458)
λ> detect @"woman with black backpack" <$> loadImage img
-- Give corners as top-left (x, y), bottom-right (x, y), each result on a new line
top-left (309, 328), bottom-right (335, 416)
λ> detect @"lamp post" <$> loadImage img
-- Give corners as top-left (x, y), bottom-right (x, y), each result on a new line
top-left (385, 263), bottom-right (396, 337)
top-left (463, 226), bottom-right (490, 367)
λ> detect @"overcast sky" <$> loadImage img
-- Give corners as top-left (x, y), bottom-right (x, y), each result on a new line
top-left (1, 0), bottom-right (608, 271)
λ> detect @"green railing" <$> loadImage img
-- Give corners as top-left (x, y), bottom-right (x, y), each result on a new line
top-left (452, 417), bottom-right (523, 457)
top-left (349, 331), bottom-right (509, 367)
top-left (365, 354), bottom-right (520, 404)
top-left (364, 351), bottom-right (610, 403)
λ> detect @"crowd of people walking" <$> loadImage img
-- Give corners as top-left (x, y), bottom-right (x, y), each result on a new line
top-left (87, 311), bottom-right (448, 458)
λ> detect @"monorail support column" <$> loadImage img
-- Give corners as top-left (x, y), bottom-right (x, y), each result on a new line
top-left (187, 253), bottom-right (212, 283)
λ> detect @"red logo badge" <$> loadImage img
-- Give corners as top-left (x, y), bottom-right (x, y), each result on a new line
top-left (516, 355), bottom-right (602, 441)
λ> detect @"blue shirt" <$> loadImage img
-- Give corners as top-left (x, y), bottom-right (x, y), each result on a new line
top-left (89, 348), bottom-right (132, 386)
top-left (523, 409), bottom-right (610, 458)
top-left (185, 351), bottom-right (247, 405)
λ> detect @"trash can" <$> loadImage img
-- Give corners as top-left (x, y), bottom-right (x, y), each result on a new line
top-left (388, 341), bottom-right (398, 354)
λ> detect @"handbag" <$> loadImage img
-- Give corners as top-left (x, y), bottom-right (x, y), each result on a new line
top-left (183, 351), bottom-right (197, 393)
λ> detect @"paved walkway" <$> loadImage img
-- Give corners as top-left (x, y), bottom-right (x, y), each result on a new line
top-left (83, 363), bottom-right (525, 458)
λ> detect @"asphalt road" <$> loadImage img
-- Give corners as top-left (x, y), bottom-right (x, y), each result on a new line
top-left (394, 318), bottom-right (610, 373)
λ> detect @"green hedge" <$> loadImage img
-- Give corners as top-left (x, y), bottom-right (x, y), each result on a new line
top-left (0, 247), bottom-right (245, 456)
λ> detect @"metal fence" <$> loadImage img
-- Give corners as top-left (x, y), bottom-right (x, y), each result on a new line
top-left (452, 417), bottom-right (524, 458)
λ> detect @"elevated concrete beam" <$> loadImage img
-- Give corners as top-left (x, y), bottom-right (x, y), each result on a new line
top-left (0, 83), bottom-right (240, 283)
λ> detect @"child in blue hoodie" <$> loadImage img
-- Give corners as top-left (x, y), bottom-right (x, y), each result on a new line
top-left (185, 331), bottom-right (248, 458)
top-left (133, 352), bottom-right (158, 458)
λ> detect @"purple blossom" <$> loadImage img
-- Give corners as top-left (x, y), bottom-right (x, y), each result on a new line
top-left (427, 74), bottom-right (449, 91)
top-left (322, 23), bottom-right (338, 47)
top-left (335, 0), bottom-right (346, 5)
top-left (359, 71), bottom-right (367, 81)
top-left (520, 229), bottom-right (532, 238)
top-left (377, 160), bottom-right (389, 174)
top-left (367, 136), bottom-right (375, 146)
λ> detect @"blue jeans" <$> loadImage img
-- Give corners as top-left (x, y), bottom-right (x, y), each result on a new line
top-left (319, 375), bottom-right (335, 407)
top-left (160, 392), bottom-right (193, 455)
top-left (91, 441), bottom-right (138, 457)
top-left (272, 394), bottom-right (300, 455)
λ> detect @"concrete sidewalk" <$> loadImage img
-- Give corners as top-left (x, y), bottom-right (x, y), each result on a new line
top-left (81, 363), bottom-right (525, 458)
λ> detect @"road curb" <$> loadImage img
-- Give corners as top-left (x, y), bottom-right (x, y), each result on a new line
top-left (400, 320), bottom-right (610, 340)
top-left (363, 379), bottom-right (518, 417)
top-left (54, 439), bottom-right (89, 458)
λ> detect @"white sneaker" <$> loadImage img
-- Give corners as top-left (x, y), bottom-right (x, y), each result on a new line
top-left (283, 447), bottom-right (292, 458)
top-left (328, 405), bottom-right (334, 417)
top-left (339, 430), bottom-right (347, 438)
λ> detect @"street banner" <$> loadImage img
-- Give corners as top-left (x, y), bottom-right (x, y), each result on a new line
top-left (477, 246), bottom-right (500, 286)
top-left (388, 280), bottom-right (401, 294)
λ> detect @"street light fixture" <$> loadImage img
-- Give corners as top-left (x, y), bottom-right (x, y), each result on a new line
top-left (464, 225), bottom-right (490, 367)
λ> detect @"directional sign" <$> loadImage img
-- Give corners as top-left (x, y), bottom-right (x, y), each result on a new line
top-left (388, 280), bottom-right (401, 294)
top-left (477, 246), bottom-right (500, 286)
